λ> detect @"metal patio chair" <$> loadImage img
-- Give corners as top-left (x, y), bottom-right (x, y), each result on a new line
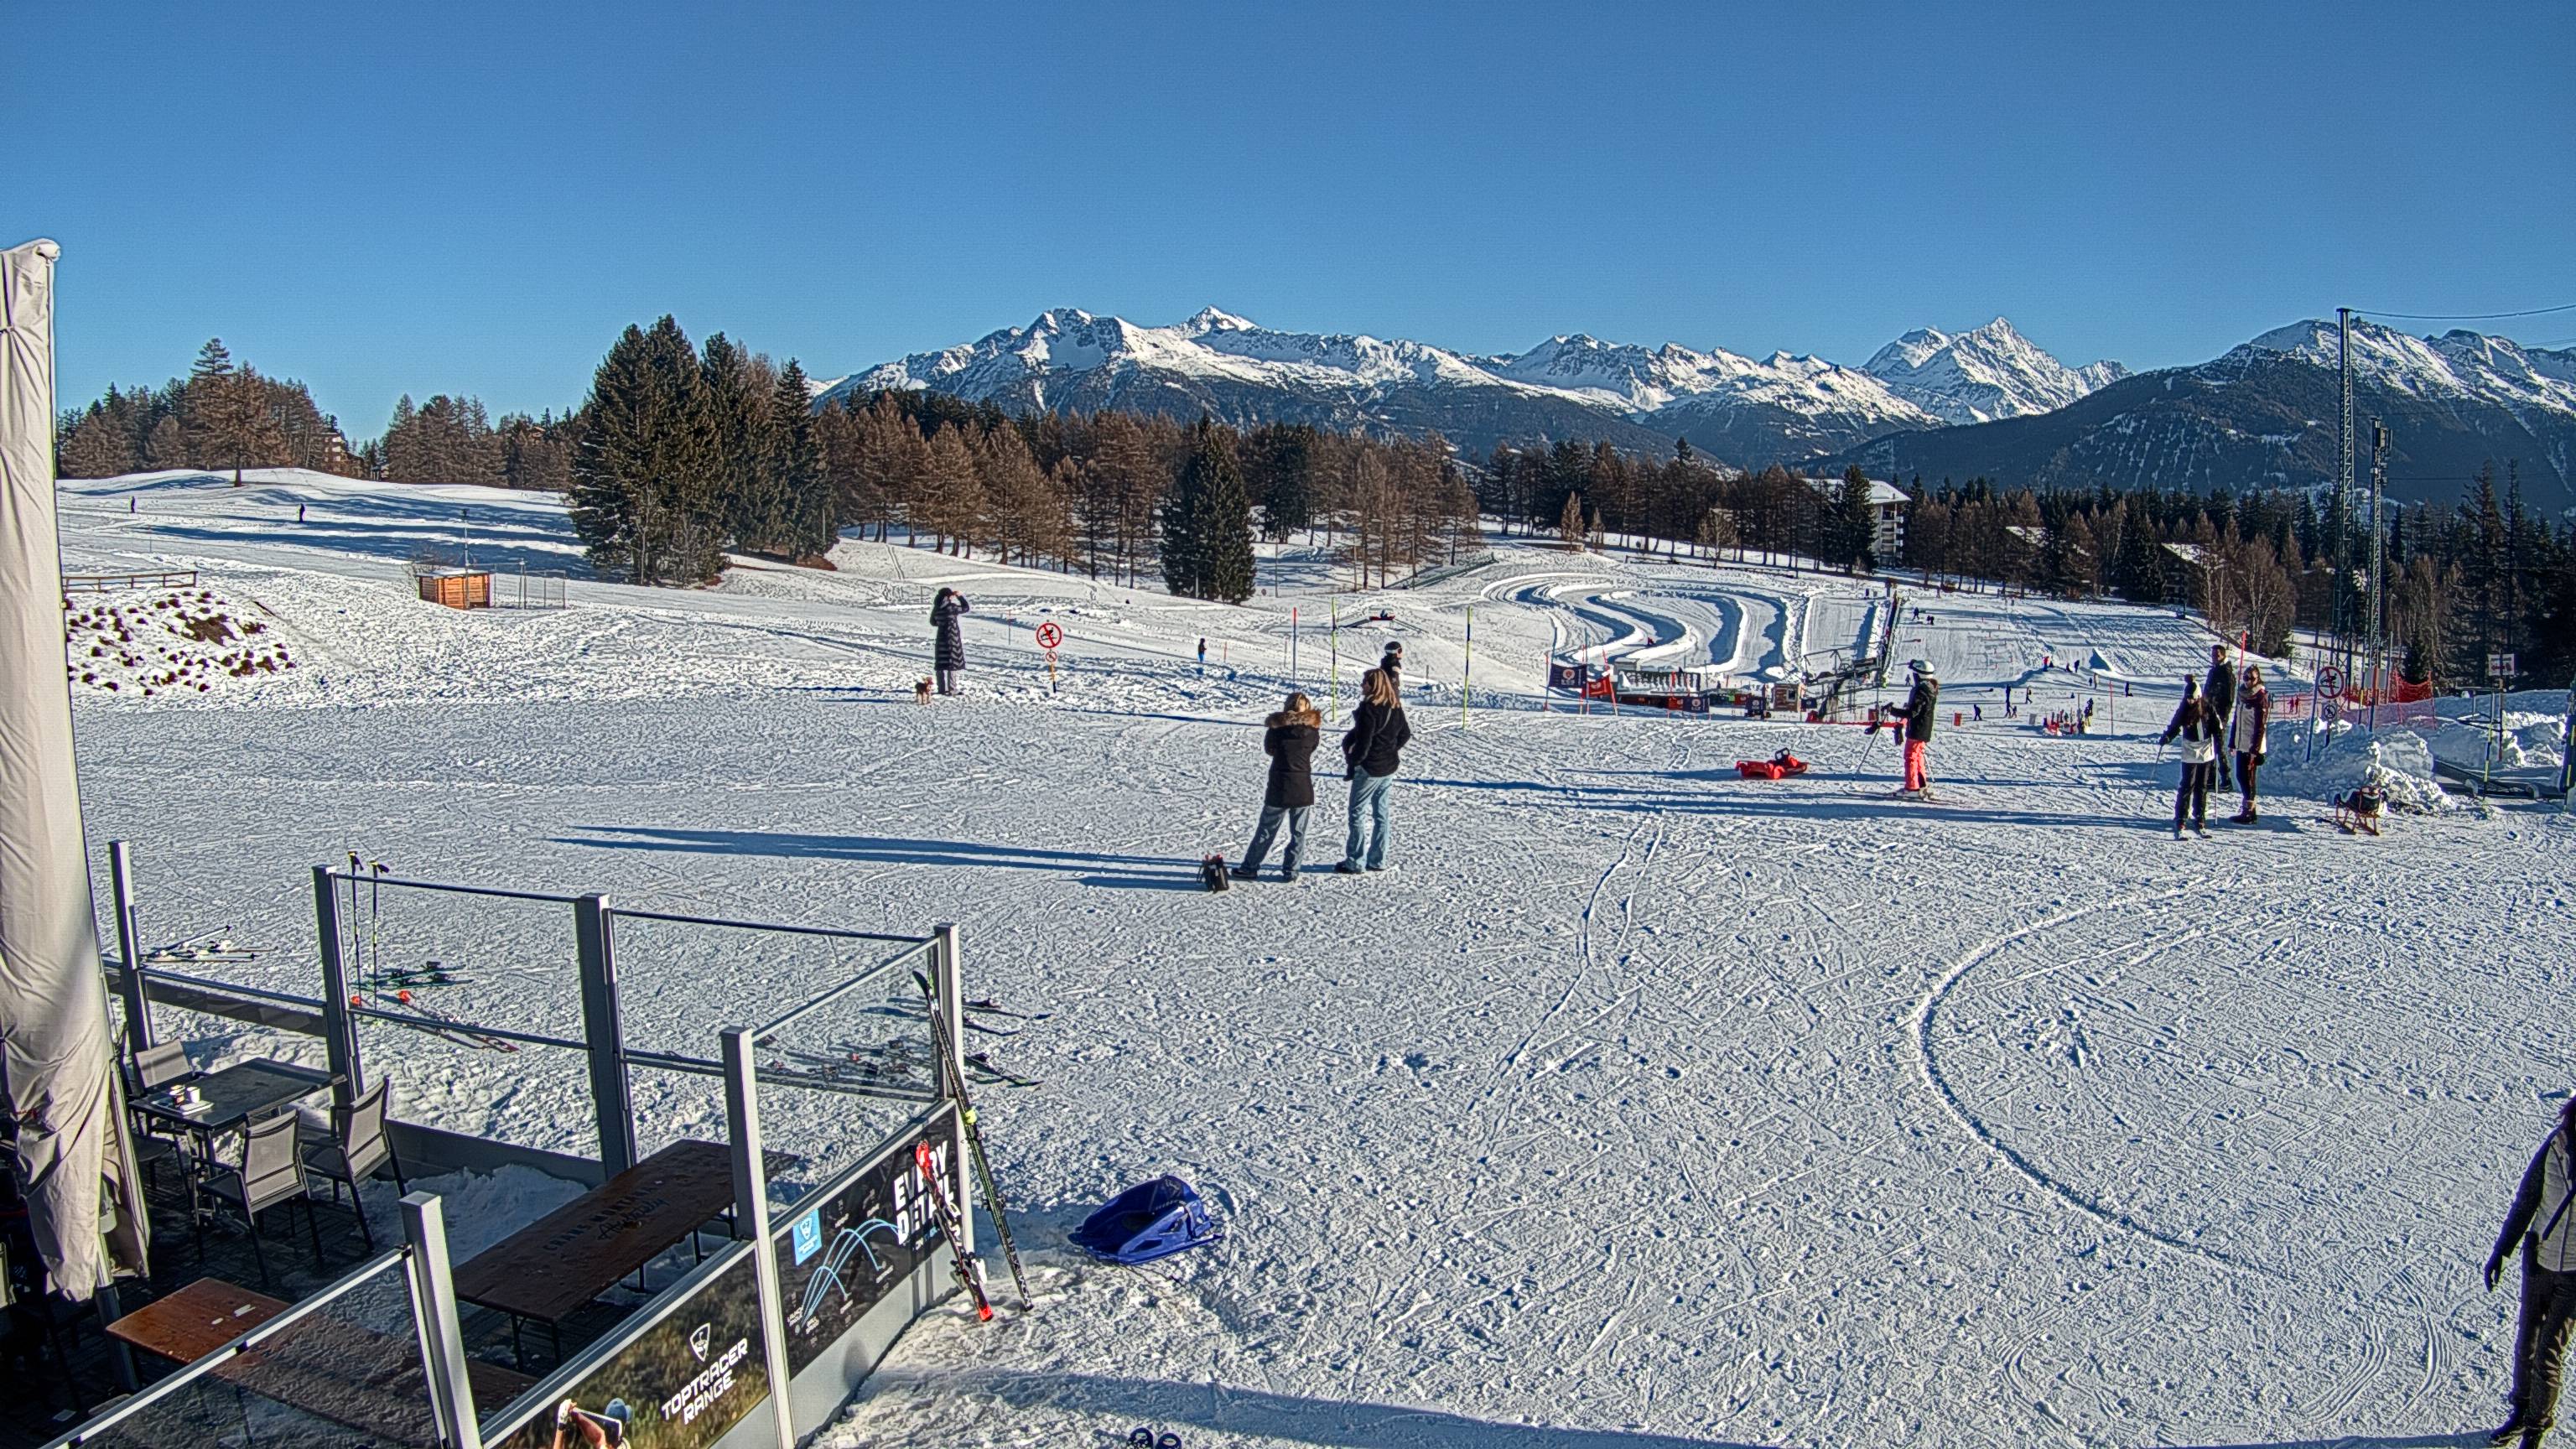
top-left (300, 1078), bottom-right (405, 1248)
top-left (195, 1112), bottom-right (325, 1288)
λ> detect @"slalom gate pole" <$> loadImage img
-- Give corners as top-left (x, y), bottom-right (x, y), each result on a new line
top-left (1291, 606), bottom-right (1298, 684)
top-left (1462, 607), bottom-right (1472, 729)
top-left (1328, 598), bottom-right (1339, 724)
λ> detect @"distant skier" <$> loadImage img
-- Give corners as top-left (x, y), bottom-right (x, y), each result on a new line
top-left (1231, 692), bottom-right (1320, 883)
top-left (2229, 664), bottom-right (2271, 823)
top-left (296, 502), bottom-right (306, 522)
top-left (1335, 667), bottom-right (1411, 875)
top-left (2161, 677), bottom-right (2220, 839)
top-left (2484, 1098), bottom-right (2576, 1448)
top-left (1197, 636), bottom-right (1208, 676)
top-left (930, 588), bottom-right (969, 695)
top-left (2202, 643), bottom-right (2238, 750)
top-left (1380, 641), bottom-right (1404, 693)
top-left (1869, 659), bottom-right (1939, 799)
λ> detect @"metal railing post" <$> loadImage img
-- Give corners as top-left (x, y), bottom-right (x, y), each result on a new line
top-left (402, 1192), bottom-right (482, 1449)
top-left (721, 1028), bottom-right (798, 1449)
top-left (108, 840), bottom-right (149, 1050)
top-left (574, 895), bottom-right (636, 1174)
top-left (932, 925), bottom-right (973, 1254)
top-left (313, 865), bottom-right (362, 1109)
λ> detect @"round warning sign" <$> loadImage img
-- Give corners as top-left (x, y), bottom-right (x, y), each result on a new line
top-left (1034, 621), bottom-right (1063, 649)
top-left (2315, 665), bottom-right (2344, 699)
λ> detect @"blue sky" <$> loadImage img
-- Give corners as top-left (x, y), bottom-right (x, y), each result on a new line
top-left (9, 2), bottom-right (2570, 436)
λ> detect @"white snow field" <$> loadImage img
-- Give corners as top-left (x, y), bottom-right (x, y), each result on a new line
top-left (55, 470), bottom-right (2576, 1449)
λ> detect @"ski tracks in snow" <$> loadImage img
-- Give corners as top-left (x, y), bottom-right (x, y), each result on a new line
top-left (1909, 887), bottom-right (2284, 1278)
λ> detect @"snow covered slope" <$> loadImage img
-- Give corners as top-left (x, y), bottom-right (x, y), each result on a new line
top-left (55, 470), bottom-right (2576, 1449)
top-left (1862, 317), bottom-right (2129, 424)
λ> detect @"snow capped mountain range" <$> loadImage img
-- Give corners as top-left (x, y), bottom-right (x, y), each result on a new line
top-left (1862, 319), bottom-right (2129, 425)
top-left (821, 308), bottom-right (2121, 460)
top-left (823, 308), bottom-right (2576, 505)
top-left (1820, 316), bottom-right (2576, 510)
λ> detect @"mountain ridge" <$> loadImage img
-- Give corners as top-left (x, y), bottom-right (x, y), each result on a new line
top-left (818, 309), bottom-right (2574, 505)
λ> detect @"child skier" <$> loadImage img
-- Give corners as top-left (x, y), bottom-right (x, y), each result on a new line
top-left (1869, 659), bottom-right (1940, 799)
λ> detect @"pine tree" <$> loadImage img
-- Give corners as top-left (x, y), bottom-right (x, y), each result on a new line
top-left (918, 424), bottom-right (984, 555)
top-left (702, 334), bottom-right (784, 553)
top-left (572, 316), bottom-right (723, 584)
top-left (1182, 420), bottom-right (1255, 602)
top-left (1836, 465), bottom-right (1877, 571)
top-left (766, 360), bottom-right (827, 558)
top-left (1559, 491), bottom-right (1585, 550)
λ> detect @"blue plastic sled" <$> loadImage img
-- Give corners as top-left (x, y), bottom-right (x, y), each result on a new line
top-left (1072, 1176), bottom-right (1222, 1265)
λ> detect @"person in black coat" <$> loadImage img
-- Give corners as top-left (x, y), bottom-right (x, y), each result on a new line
top-left (1380, 641), bottom-right (1404, 693)
top-left (2202, 643), bottom-right (2238, 744)
top-left (1232, 693), bottom-right (1321, 882)
top-left (1335, 668), bottom-right (1412, 875)
top-left (2161, 678), bottom-right (2220, 838)
top-left (930, 588), bottom-right (969, 694)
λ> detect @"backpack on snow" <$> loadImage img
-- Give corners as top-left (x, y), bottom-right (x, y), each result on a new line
top-left (1200, 854), bottom-right (1230, 891)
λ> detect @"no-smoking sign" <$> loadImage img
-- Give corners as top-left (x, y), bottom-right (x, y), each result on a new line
top-left (1034, 621), bottom-right (1063, 650)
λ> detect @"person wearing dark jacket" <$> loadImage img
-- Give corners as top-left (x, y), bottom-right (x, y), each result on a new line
top-left (2486, 1099), bottom-right (2576, 1448)
top-left (2203, 643), bottom-right (2238, 744)
top-left (2161, 678), bottom-right (2220, 838)
top-left (1232, 693), bottom-right (1321, 883)
top-left (1870, 659), bottom-right (1940, 798)
top-left (2229, 664), bottom-right (2271, 823)
top-left (930, 589), bottom-right (969, 694)
top-left (1335, 668), bottom-right (1411, 874)
top-left (1380, 641), bottom-right (1404, 693)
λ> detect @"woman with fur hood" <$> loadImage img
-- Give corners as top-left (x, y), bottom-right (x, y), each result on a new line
top-left (1231, 692), bottom-right (1321, 883)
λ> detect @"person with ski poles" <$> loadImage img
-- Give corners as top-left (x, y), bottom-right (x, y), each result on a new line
top-left (2484, 1097), bottom-right (2576, 1448)
top-left (2229, 663), bottom-right (2271, 823)
top-left (1231, 692), bottom-right (1320, 883)
top-left (2160, 676), bottom-right (2220, 839)
top-left (1335, 667), bottom-right (1411, 874)
top-left (930, 587), bottom-right (970, 695)
top-left (1868, 659), bottom-right (1939, 799)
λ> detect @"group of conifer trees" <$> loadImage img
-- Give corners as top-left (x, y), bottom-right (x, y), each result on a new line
top-left (55, 340), bottom-right (359, 480)
top-left (1481, 441), bottom-right (1885, 571)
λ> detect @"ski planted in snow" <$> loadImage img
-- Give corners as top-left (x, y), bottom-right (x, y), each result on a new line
top-left (913, 1140), bottom-right (995, 1322)
top-left (922, 983), bottom-right (1035, 1311)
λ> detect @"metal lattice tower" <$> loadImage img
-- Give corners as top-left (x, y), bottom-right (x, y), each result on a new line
top-left (2337, 309), bottom-right (2356, 674)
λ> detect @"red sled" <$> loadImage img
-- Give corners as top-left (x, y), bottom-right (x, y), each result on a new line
top-left (1734, 754), bottom-right (1808, 781)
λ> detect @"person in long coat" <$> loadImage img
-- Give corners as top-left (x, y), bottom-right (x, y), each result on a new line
top-left (931, 588), bottom-right (969, 694)
top-left (1232, 693), bottom-right (1321, 882)
top-left (2229, 663), bottom-right (2271, 823)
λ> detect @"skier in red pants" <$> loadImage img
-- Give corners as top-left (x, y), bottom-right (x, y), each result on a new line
top-left (1870, 659), bottom-right (1940, 800)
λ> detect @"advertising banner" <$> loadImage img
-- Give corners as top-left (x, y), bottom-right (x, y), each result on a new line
top-left (496, 1249), bottom-right (771, 1449)
top-left (772, 1123), bottom-right (947, 1375)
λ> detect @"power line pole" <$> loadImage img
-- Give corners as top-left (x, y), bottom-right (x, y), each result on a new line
top-left (2367, 418), bottom-right (2387, 730)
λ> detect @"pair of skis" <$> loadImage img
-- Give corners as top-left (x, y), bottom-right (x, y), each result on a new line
top-left (349, 986), bottom-right (521, 1052)
top-left (916, 975), bottom-right (1034, 1317)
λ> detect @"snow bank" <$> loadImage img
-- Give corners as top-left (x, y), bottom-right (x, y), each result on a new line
top-left (2263, 720), bottom-right (2454, 813)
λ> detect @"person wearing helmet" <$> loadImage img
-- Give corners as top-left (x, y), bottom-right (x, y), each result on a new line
top-left (2486, 1098), bottom-right (2576, 1448)
top-left (1868, 659), bottom-right (1940, 799)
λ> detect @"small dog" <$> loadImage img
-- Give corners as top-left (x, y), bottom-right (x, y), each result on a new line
top-left (914, 678), bottom-right (934, 704)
